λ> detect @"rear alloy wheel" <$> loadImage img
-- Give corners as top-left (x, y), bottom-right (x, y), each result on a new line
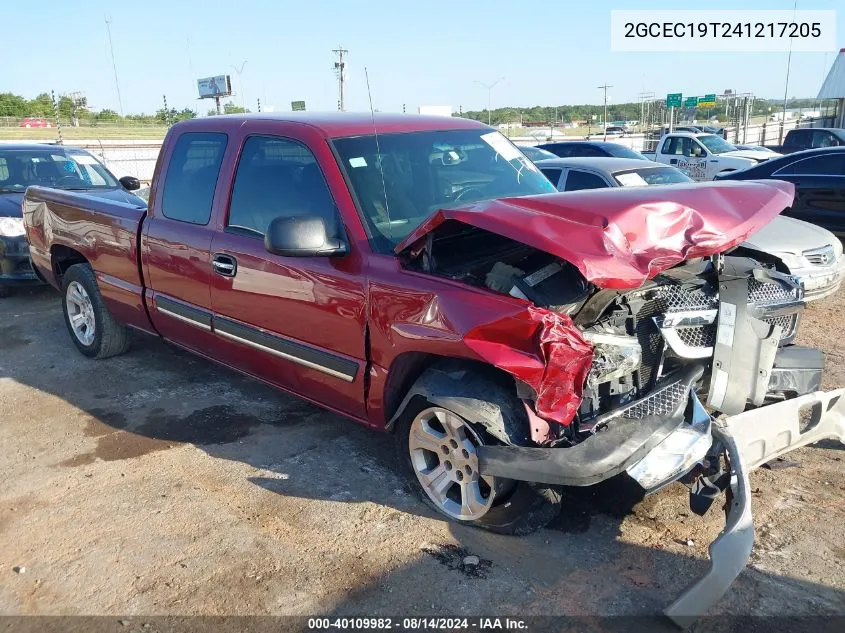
top-left (408, 407), bottom-right (496, 521)
top-left (66, 281), bottom-right (96, 346)
top-left (61, 263), bottom-right (129, 359)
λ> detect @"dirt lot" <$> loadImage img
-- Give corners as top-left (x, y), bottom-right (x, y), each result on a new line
top-left (0, 286), bottom-right (843, 630)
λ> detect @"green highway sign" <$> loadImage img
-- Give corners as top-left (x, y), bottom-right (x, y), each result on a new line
top-left (291, 100), bottom-right (306, 111)
top-left (666, 93), bottom-right (683, 108)
top-left (698, 94), bottom-right (717, 107)
top-left (684, 97), bottom-right (699, 107)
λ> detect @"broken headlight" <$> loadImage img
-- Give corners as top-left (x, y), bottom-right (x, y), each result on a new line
top-left (583, 332), bottom-right (642, 390)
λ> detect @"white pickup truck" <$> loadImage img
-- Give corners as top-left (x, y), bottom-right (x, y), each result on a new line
top-left (643, 132), bottom-right (781, 181)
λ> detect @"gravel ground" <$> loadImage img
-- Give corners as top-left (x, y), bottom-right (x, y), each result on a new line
top-left (0, 285), bottom-right (843, 630)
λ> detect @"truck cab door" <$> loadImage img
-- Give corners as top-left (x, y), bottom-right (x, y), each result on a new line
top-left (141, 132), bottom-right (229, 353)
top-left (208, 132), bottom-right (368, 419)
top-left (669, 138), bottom-right (707, 181)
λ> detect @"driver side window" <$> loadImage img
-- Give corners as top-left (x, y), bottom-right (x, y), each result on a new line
top-left (226, 135), bottom-right (339, 238)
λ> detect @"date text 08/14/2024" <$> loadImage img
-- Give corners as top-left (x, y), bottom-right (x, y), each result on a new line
top-left (307, 618), bottom-right (528, 630)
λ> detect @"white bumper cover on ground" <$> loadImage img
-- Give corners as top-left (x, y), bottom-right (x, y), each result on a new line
top-left (665, 388), bottom-right (845, 627)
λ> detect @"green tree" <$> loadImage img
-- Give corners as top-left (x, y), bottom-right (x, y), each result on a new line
top-left (0, 92), bottom-right (29, 117)
top-left (223, 102), bottom-right (248, 114)
top-left (96, 109), bottom-right (120, 121)
top-left (27, 93), bottom-right (55, 117)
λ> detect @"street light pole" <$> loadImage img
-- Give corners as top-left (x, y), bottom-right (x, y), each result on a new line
top-left (104, 16), bottom-right (124, 117)
top-left (474, 77), bottom-right (504, 126)
top-left (231, 60), bottom-right (248, 110)
top-left (598, 84), bottom-right (612, 140)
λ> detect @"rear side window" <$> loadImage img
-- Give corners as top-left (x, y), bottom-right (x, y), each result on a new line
top-left (540, 168), bottom-right (562, 188)
top-left (0, 157), bottom-right (8, 181)
top-left (563, 170), bottom-right (608, 191)
top-left (161, 132), bottom-right (227, 224)
top-left (226, 135), bottom-right (338, 237)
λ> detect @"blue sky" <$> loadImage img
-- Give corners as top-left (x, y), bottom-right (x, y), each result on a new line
top-left (3, 0), bottom-right (842, 115)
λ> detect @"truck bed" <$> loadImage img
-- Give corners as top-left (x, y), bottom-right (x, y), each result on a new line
top-left (23, 186), bottom-right (150, 330)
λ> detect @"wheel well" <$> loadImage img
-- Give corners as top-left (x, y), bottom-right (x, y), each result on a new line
top-left (383, 353), bottom-right (521, 431)
top-left (50, 245), bottom-right (88, 284)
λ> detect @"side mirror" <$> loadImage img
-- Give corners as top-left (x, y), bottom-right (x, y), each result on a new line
top-left (119, 176), bottom-right (141, 191)
top-left (264, 215), bottom-right (347, 258)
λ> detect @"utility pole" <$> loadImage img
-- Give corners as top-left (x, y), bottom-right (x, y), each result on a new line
top-left (104, 16), bottom-right (124, 116)
top-left (597, 84), bottom-right (612, 140)
top-left (474, 77), bottom-right (505, 126)
top-left (333, 46), bottom-right (348, 111)
top-left (162, 94), bottom-right (170, 126)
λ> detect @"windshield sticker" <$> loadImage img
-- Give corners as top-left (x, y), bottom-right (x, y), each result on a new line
top-left (349, 157), bottom-right (367, 168)
top-left (480, 132), bottom-right (522, 162)
top-left (71, 154), bottom-right (99, 165)
top-left (616, 172), bottom-right (649, 187)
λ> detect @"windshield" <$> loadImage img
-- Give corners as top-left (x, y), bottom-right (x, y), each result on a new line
top-left (332, 129), bottom-right (556, 250)
top-left (613, 166), bottom-right (693, 187)
top-left (698, 134), bottom-right (738, 155)
top-left (0, 148), bottom-right (119, 194)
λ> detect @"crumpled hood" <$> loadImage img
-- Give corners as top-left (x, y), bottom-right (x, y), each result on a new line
top-left (396, 180), bottom-right (794, 289)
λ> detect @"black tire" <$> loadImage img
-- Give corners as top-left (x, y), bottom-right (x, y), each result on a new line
top-left (396, 394), bottom-right (562, 536)
top-left (61, 263), bottom-right (129, 359)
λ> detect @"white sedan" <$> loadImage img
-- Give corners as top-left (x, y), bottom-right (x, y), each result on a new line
top-left (536, 156), bottom-right (845, 301)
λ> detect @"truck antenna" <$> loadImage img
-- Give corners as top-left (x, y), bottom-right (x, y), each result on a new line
top-left (364, 67), bottom-right (393, 238)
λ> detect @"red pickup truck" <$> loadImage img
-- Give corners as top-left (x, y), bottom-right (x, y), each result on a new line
top-left (22, 113), bottom-right (845, 624)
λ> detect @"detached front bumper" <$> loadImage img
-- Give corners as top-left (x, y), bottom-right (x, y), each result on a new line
top-left (665, 388), bottom-right (845, 628)
top-left (0, 235), bottom-right (40, 286)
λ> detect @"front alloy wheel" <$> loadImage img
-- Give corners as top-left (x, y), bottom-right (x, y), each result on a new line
top-left (407, 407), bottom-right (496, 521)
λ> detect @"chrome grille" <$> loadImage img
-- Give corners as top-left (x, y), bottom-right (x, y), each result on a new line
top-left (632, 297), bottom-right (665, 390)
top-left (676, 325), bottom-right (717, 348)
top-left (803, 245), bottom-right (836, 267)
top-left (623, 379), bottom-right (688, 419)
top-left (655, 283), bottom-right (718, 312)
top-left (762, 314), bottom-right (797, 340)
top-left (748, 278), bottom-right (800, 305)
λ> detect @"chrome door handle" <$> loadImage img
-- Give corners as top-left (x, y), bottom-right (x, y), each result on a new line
top-left (212, 253), bottom-right (237, 277)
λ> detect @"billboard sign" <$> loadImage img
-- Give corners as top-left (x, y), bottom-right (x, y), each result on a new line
top-left (291, 100), bottom-right (306, 111)
top-left (197, 75), bottom-right (232, 99)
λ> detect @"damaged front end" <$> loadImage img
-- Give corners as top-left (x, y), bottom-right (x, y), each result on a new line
top-left (393, 182), bottom-right (844, 625)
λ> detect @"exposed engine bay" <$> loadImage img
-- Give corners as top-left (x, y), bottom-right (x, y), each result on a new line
top-left (404, 223), bottom-right (812, 446)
